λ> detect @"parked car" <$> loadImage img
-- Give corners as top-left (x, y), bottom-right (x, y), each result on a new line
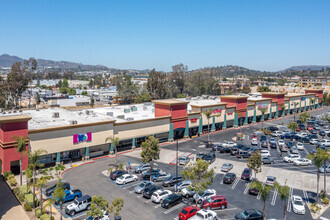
top-left (151, 189), bottom-right (172, 203)
top-left (291, 195), bottom-right (305, 215)
top-left (179, 156), bottom-right (190, 165)
top-left (251, 139), bottom-right (258, 145)
top-left (281, 132), bottom-right (292, 139)
top-left (310, 129), bottom-right (317, 134)
top-left (267, 126), bottom-right (278, 132)
top-left (248, 187), bottom-right (260, 196)
top-left (174, 181), bottom-right (192, 192)
top-left (65, 195), bottom-right (91, 216)
top-left (181, 186), bottom-right (196, 198)
top-left (193, 189), bottom-right (217, 204)
top-left (115, 174), bottom-right (138, 185)
top-left (221, 163), bottom-right (233, 172)
top-left (196, 153), bottom-right (206, 160)
top-left (53, 189), bottom-right (82, 204)
top-left (293, 158), bottom-right (312, 166)
top-left (272, 131), bottom-right (283, 137)
top-left (260, 135), bottom-right (267, 141)
top-left (189, 209), bottom-right (218, 220)
top-left (260, 150), bottom-right (270, 157)
top-left (202, 195), bottom-right (227, 210)
top-left (135, 181), bottom-right (154, 194)
top-left (269, 138), bottom-right (276, 144)
top-left (296, 142), bottom-right (304, 151)
top-left (307, 134), bottom-right (318, 139)
top-left (237, 150), bottom-right (250, 159)
top-left (223, 173), bottom-right (236, 184)
top-left (109, 170), bottom-right (128, 180)
top-left (217, 146), bottom-right (231, 153)
top-left (320, 139), bottom-right (330, 147)
top-left (178, 206), bottom-right (200, 220)
top-left (222, 141), bottom-right (237, 148)
top-left (205, 143), bottom-right (214, 148)
top-left (142, 169), bottom-right (162, 179)
top-left (286, 141), bottom-right (294, 149)
top-left (319, 130), bottom-right (326, 136)
top-left (135, 163), bottom-right (150, 173)
top-left (270, 142), bottom-right (277, 149)
top-left (290, 147), bottom-right (299, 154)
top-left (204, 154), bottom-right (216, 164)
top-left (151, 172), bottom-right (171, 182)
top-left (261, 157), bottom-right (274, 164)
top-left (161, 194), bottom-right (182, 209)
top-left (163, 176), bottom-right (183, 187)
top-left (143, 185), bottom-right (162, 199)
top-left (45, 181), bottom-right (70, 197)
top-left (261, 141), bottom-right (268, 148)
top-left (235, 209), bottom-right (263, 220)
top-left (310, 139), bottom-right (320, 145)
top-left (314, 125), bottom-right (321, 130)
top-left (283, 154), bottom-right (301, 163)
top-left (278, 139), bottom-right (285, 147)
top-left (299, 124), bottom-right (306, 130)
top-left (319, 164), bottom-right (330, 173)
top-left (307, 125), bottom-right (314, 131)
top-left (240, 168), bottom-right (252, 180)
top-left (265, 176), bottom-right (276, 186)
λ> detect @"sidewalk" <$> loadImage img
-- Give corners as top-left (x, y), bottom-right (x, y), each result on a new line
top-left (0, 177), bottom-right (29, 220)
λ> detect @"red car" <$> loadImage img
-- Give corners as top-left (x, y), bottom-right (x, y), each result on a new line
top-left (178, 206), bottom-right (200, 220)
top-left (201, 195), bottom-right (227, 210)
top-left (252, 134), bottom-right (257, 140)
top-left (307, 125), bottom-right (313, 130)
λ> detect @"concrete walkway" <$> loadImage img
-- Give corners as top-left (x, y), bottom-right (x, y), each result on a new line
top-left (0, 177), bottom-right (29, 220)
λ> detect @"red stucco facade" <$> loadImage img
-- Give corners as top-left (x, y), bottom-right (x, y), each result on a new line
top-left (305, 89), bottom-right (323, 101)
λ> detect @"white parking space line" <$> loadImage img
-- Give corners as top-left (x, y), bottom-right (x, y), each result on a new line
top-left (137, 195), bottom-right (143, 198)
top-left (164, 203), bottom-right (184, 214)
top-left (145, 199), bottom-right (152, 203)
top-left (303, 147), bottom-right (309, 155)
top-left (216, 207), bottom-right (238, 212)
top-left (257, 183), bottom-right (264, 200)
top-left (244, 183), bottom-right (250, 194)
top-left (231, 178), bottom-right (240, 189)
top-left (174, 217), bottom-right (179, 220)
top-left (287, 187), bottom-right (293, 212)
top-left (303, 190), bottom-right (309, 204)
top-left (271, 189), bottom-right (278, 206)
top-left (220, 179), bottom-right (223, 184)
top-left (154, 204), bottom-right (161, 208)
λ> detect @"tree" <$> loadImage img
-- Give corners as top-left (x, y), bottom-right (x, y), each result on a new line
top-left (181, 159), bottom-right (215, 206)
top-left (249, 180), bottom-right (272, 219)
top-left (25, 167), bottom-right (32, 190)
top-left (274, 181), bottom-right (290, 220)
top-left (109, 198), bottom-right (124, 219)
top-left (81, 91), bottom-right (88, 96)
top-left (310, 98), bottom-right (315, 109)
top-left (35, 93), bottom-right (41, 104)
top-left (146, 69), bottom-right (170, 99)
top-left (90, 97), bottom-right (95, 108)
top-left (37, 176), bottom-right (51, 214)
top-left (257, 86), bottom-right (271, 92)
top-left (307, 148), bottom-right (326, 202)
top-left (53, 178), bottom-right (66, 220)
top-left (43, 198), bottom-right (55, 219)
top-left (257, 105), bottom-right (268, 131)
top-left (11, 136), bottom-right (27, 186)
top-left (116, 73), bottom-right (139, 104)
top-left (140, 136), bottom-right (160, 181)
top-left (319, 150), bottom-right (329, 194)
top-left (247, 151), bottom-right (262, 180)
top-left (105, 136), bottom-right (120, 165)
top-left (203, 109), bottom-right (212, 144)
top-left (299, 112), bottom-right (310, 124)
top-left (171, 64), bottom-right (187, 95)
top-left (287, 121), bottom-right (298, 132)
top-left (135, 89), bottom-right (151, 103)
top-left (29, 149), bottom-right (47, 208)
top-left (87, 195), bottom-right (109, 219)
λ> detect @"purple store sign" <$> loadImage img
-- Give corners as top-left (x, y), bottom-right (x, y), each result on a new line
top-left (73, 132), bottom-right (92, 144)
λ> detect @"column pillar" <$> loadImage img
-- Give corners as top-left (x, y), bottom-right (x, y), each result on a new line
top-left (304, 100), bottom-right (306, 111)
top-left (252, 109), bottom-right (257, 124)
top-left (281, 106), bottom-right (285, 117)
top-left (309, 99), bottom-right (312, 110)
top-left (211, 117), bottom-right (215, 132)
top-left (268, 105), bottom-right (272, 120)
top-left (223, 114), bottom-right (227, 130)
top-left (85, 147), bottom-right (90, 160)
top-left (293, 103), bottom-right (296, 114)
top-left (184, 120), bottom-right (189, 139)
top-left (261, 113), bottom-right (265, 122)
top-left (299, 101), bottom-right (302, 112)
top-left (56, 152), bottom-right (61, 165)
top-left (132, 138), bottom-right (136, 149)
top-left (244, 111), bottom-right (248, 125)
top-left (234, 113), bottom-right (238, 128)
top-left (168, 123), bottom-right (174, 142)
top-left (198, 117), bottom-right (203, 135)
top-left (275, 106), bottom-right (279, 118)
top-left (288, 102), bottom-right (291, 114)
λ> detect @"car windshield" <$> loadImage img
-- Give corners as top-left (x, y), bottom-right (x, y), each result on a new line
top-left (207, 198), bottom-right (212, 203)
top-left (181, 209), bottom-right (188, 215)
top-left (74, 200), bottom-right (79, 205)
top-left (139, 182), bottom-right (146, 187)
top-left (267, 177), bottom-right (274, 182)
top-left (165, 176), bottom-right (172, 181)
top-left (118, 176), bottom-right (124, 180)
top-left (196, 213), bottom-right (204, 218)
top-left (241, 211), bottom-right (249, 218)
top-left (294, 200), bottom-right (303, 206)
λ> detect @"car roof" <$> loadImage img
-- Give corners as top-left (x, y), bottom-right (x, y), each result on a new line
top-left (211, 195), bottom-right (225, 200)
top-left (121, 174), bottom-right (130, 177)
top-left (76, 195), bottom-right (91, 202)
top-left (292, 195), bottom-right (303, 201)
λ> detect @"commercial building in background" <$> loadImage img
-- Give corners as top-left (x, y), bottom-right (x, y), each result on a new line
top-left (0, 89), bottom-right (324, 174)
top-left (299, 77), bottom-right (330, 88)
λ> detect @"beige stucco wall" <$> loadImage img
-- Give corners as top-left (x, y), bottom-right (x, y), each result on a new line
top-left (114, 117), bottom-right (170, 140)
top-left (188, 113), bottom-right (201, 128)
top-left (29, 123), bottom-right (114, 155)
top-left (201, 106), bottom-right (226, 125)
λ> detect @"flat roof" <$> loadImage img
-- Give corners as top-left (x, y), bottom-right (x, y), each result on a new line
top-left (261, 92), bottom-right (285, 95)
top-left (0, 114), bottom-right (32, 123)
top-left (220, 95), bottom-right (248, 100)
top-left (247, 97), bottom-right (272, 102)
top-left (152, 99), bottom-right (190, 105)
top-left (286, 93), bottom-right (307, 98)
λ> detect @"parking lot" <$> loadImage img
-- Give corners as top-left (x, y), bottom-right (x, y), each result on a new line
top-left (59, 107), bottom-right (329, 220)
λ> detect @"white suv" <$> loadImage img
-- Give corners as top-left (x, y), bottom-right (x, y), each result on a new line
top-left (65, 195), bottom-right (91, 216)
top-left (283, 154), bottom-right (301, 163)
top-left (320, 139), bottom-right (330, 147)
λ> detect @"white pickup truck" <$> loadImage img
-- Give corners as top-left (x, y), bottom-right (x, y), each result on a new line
top-left (189, 209), bottom-right (218, 220)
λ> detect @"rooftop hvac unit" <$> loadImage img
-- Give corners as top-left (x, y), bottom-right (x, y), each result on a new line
top-left (85, 110), bottom-right (90, 115)
top-left (53, 112), bottom-right (60, 118)
top-left (8, 111), bottom-right (11, 113)
top-left (106, 112), bottom-right (113, 116)
top-left (70, 120), bottom-right (78, 125)
top-left (2, 112), bottom-right (6, 114)
top-left (143, 106), bottom-right (147, 111)
top-left (117, 115), bottom-right (125, 119)
top-left (131, 106), bottom-right (137, 111)
top-left (126, 117), bottom-right (134, 121)
top-left (13, 110), bottom-right (17, 113)
top-left (19, 110), bottom-right (23, 113)
top-left (124, 108), bottom-right (130, 113)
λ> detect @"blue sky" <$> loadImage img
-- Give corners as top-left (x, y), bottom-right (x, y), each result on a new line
top-left (0, 0), bottom-right (329, 71)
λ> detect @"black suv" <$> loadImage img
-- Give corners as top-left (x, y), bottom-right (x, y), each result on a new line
top-left (161, 194), bottom-right (182, 209)
top-left (109, 170), bottom-right (128, 180)
top-left (204, 153), bottom-right (215, 164)
top-left (162, 176), bottom-right (183, 187)
top-left (231, 145), bottom-right (245, 155)
top-left (143, 185), bottom-right (162, 199)
top-left (267, 126), bottom-right (278, 132)
top-left (223, 173), bottom-right (236, 184)
top-left (196, 153), bottom-right (206, 160)
top-left (45, 181), bottom-right (70, 197)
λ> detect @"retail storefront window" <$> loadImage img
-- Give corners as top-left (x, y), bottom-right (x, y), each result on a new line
top-left (118, 139), bottom-right (133, 152)
top-left (154, 133), bottom-right (169, 143)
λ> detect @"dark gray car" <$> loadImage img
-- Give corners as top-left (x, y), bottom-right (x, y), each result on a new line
top-left (261, 157), bottom-right (274, 164)
top-left (162, 176), bottom-right (183, 187)
top-left (135, 181), bottom-right (154, 194)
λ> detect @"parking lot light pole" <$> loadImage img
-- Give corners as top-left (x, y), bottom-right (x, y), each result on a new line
top-left (176, 140), bottom-right (178, 178)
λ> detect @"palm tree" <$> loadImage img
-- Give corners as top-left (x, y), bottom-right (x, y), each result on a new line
top-left (11, 136), bottom-right (28, 186)
top-left (275, 181), bottom-right (290, 220)
top-left (319, 150), bottom-right (329, 193)
top-left (105, 136), bottom-right (120, 165)
top-left (293, 102), bottom-right (299, 122)
top-left (53, 178), bottom-right (65, 220)
top-left (43, 198), bottom-right (55, 219)
top-left (311, 98), bottom-right (315, 110)
top-left (25, 167), bottom-right (32, 190)
top-left (203, 109), bottom-right (212, 144)
top-left (29, 149), bottom-right (47, 208)
top-left (37, 176), bottom-right (51, 214)
top-left (307, 148), bottom-right (325, 202)
top-left (249, 180), bottom-right (272, 220)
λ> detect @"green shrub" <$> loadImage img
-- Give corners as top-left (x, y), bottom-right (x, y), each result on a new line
top-left (322, 197), bottom-right (329, 205)
top-left (320, 190), bottom-right (327, 199)
top-left (24, 203), bottom-right (32, 211)
top-left (49, 167), bottom-right (54, 171)
top-left (35, 208), bottom-right (42, 218)
top-left (55, 166), bottom-right (59, 171)
top-left (40, 214), bottom-right (51, 220)
top-left (17, 193), bottom-right (25, 203)
top-left (20, 185), bottom-right (31, 195)
top-left (8, 177), bottom-right (17, 186)
top-left (58, 164), bottom-right (65, 171)
top-left (7, 173), bottom-right (15, 180)
top-left (24, 193), bottom-right (39, 206)
top-left (3, 171), bottom-right (13, 180)
top-left (13, 187), bottom-right (20, 195)
top-left (310, 202), bottom-right (321, 213)
top-left (40, 169), bottom-right (48, 175)
top-left (44, 168), bottom-right (48, 172)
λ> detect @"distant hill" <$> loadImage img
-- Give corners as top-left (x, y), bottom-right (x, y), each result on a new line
top-left (0, 54), bottom-right (109, 71)
top-left (192, 65), bottom-right (274, 76)
top-left (283, 65), bottom-right (330, 72)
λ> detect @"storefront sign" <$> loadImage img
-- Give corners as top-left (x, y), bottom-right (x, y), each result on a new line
top-left (190, 118), bottom-right (198, 123)
top-left (211, 109), bottom-right (222, 117)
top-left (227, 112), bottom-right (233, 115)
top-left (301, 97), bottom-right (306, 101)
top-left (73, 132), bottom-right (92, 144)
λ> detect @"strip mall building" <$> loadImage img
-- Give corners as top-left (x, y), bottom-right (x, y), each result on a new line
top-left (0, 89), bottom-right (324, 173)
